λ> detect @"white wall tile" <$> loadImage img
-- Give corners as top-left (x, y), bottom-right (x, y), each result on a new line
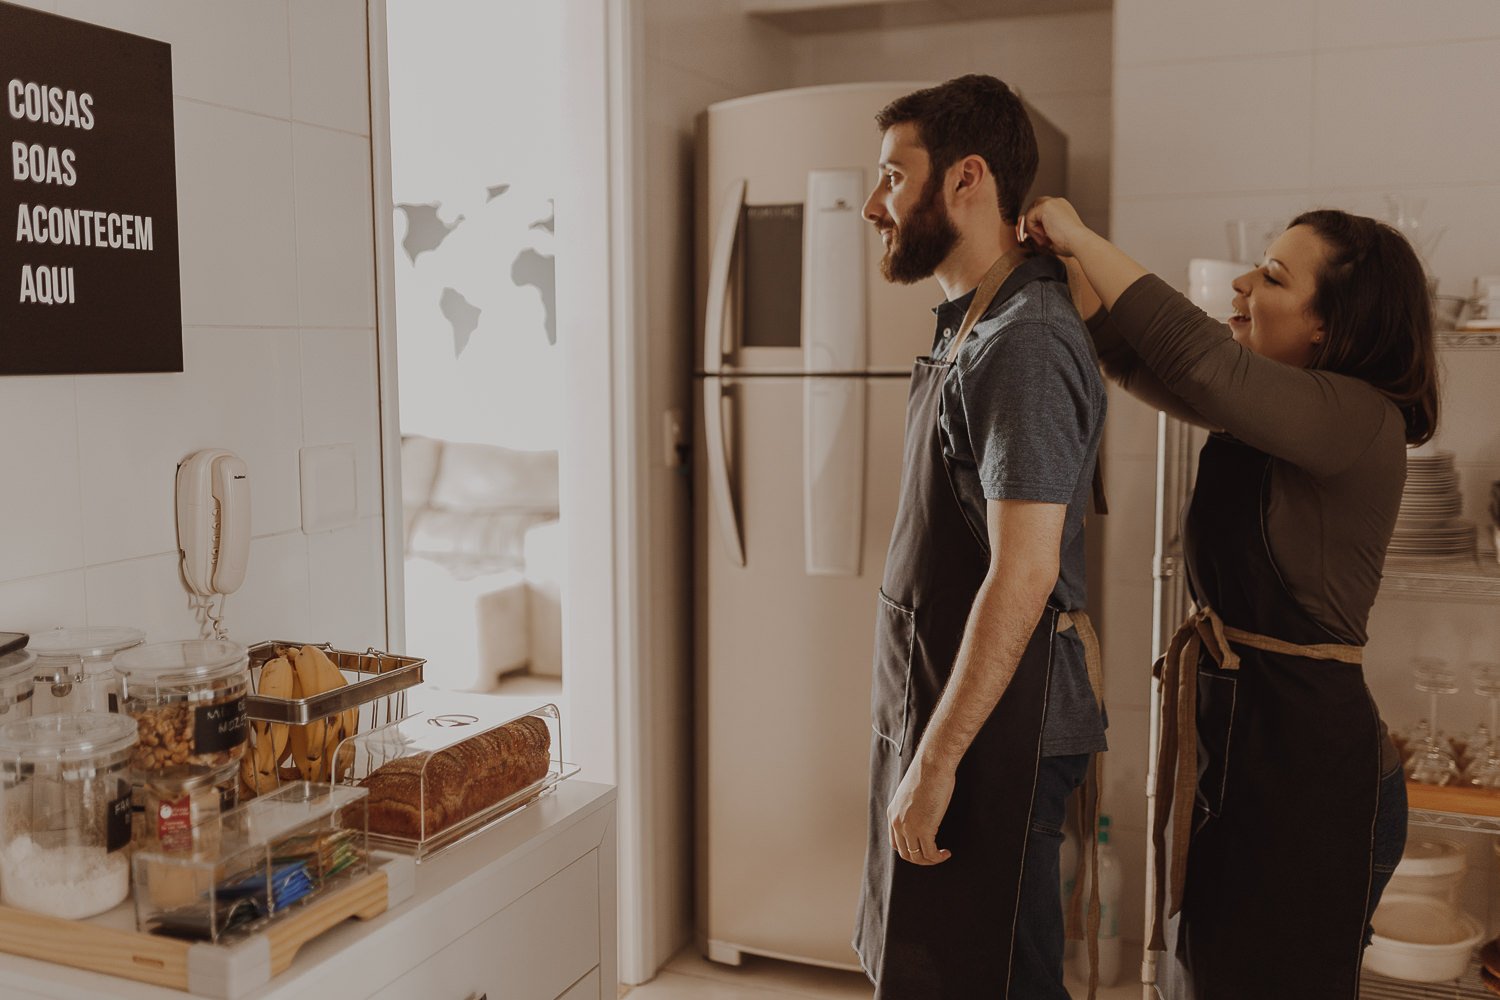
top-left (1432, 350), bottom-right (1500, 466)
top-left (75, 329), bottom-right (305, 565)
top-left (1313, 40), bottom-right (1500, 191)
top-left (648, 0), bottom-right (795, 95)
top-left (1316, 0), bottom-right (1500, 50)
top-left (1114, 55), bottom-right (1313, 199)
top-left (289, 0), bottom-right (370, 135)
top-left (967, 11), bottom-right (1113, 97)
top-left (300, 330), bottom-right (382, 518)
top-left (0, 377), bottom-right (84, 583)
top-left (1026, 92), bottom-right (1111, 232)
top-left (0, 571), bottom-right (86, 633)
top-left (1107, 822), bottom-right (1150, 944)
top-left (1101, 703), bottom-right (1151, 832)
top-left (84, 551), bottom-right (201, 641)
top-left (1103, 384), bottom-right (1161, 463)
top-left (1115, 0), bottom-right (1312, 66)
top-left (789, 21), bottom-right (972, 86)
top-left (173, 100), bottom-right (298, 328)
top-left (307, 516), bottom-right (387, 649)
top-left (293, 124), bottom-right (377, 329)
top-left (53, 0), bottom-right (291, 118)
top-left (1302, 184), bottom-right (1500, 301)
top-left (1101, 585), bottom-right (1156, 713)
top-left (1109, 193), bottom-right (1313, 286)
top-left (231, 531), bottom-right (313, 642)
top-left (1100, 454), bottom-right (1157, 586)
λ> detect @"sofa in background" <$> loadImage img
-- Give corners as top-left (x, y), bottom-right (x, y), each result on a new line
top-left (400, 434), bottom-right (563, 690)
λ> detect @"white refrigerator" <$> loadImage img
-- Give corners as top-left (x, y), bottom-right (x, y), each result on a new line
top-left (693, 82), bottom-right (1067, 970)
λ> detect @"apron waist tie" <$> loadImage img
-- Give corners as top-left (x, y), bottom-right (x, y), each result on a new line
top-left (1057, 609), bottom-right (1104, 1000)
top-left (1145, 605), bottom-right (1364, 953)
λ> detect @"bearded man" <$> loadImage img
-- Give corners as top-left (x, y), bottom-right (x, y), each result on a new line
top-left (853, 75), bottom-right (1109, 999)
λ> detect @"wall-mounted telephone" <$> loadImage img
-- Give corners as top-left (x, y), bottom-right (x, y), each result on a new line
top-left (176, 449), bottom-right (250, 599)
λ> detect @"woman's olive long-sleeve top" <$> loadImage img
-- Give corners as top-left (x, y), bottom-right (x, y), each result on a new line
top-left (1091, 275), bottom-right (1407, 768)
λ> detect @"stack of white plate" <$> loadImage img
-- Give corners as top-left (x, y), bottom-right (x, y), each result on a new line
top-left (1391, 451), bottom-right (1476, 559)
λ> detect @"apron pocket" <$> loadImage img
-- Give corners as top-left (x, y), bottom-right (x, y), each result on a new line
top-left (1195, 670), bottom-right (1238, 817)
top-left (872, 589), bottom-right (916, 754)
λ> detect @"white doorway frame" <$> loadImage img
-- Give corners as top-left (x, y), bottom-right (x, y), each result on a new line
top-left (367, 0), bottom-right (659, 986)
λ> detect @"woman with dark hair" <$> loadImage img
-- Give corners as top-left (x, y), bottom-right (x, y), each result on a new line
top-left (1022, 197), bottom-right (1439, 998)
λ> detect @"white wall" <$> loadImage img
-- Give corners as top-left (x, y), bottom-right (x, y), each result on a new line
top-left (639, 0), bottom-right (794, 972)
top-left (787, 9), bottom-right (1114, 235)
top-left (1104, 0), bottom-right (1500, 949)
top-left (383, 2), bottom-right (564, 452)
top-left (0, 0), bottom-right (385, 652)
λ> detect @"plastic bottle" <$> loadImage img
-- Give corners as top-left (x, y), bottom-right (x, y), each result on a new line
top-left (1073, 813), bottom-right (1122, 987)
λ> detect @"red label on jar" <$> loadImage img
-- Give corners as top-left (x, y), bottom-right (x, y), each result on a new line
top-left (156, 793), bottom-right (193, 853)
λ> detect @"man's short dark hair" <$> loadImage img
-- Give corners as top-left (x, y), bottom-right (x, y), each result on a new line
top-left (875, 75), bottom-right (1038, 225)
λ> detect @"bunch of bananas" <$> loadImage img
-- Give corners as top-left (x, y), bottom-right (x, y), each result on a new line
top-left (239, 645), bottom-right (360, 799)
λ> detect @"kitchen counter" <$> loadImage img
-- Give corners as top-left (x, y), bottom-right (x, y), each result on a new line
top-left (0, 779), bottom-right (617, 1000)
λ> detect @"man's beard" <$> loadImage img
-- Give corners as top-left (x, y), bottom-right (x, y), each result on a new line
top-left (879, 176), bottom-right (960, 285)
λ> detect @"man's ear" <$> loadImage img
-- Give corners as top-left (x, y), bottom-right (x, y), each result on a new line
top-left (951, 154), bottom-right (989, 203)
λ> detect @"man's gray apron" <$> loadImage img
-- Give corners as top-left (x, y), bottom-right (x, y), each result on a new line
top-left (854, 250), bottom-right (1072, 998)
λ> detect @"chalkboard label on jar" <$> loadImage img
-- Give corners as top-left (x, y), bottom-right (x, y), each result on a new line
top-left (193, 695), bottom-right (247, 753)
top-left (107, 780), bottom-right (133, 852)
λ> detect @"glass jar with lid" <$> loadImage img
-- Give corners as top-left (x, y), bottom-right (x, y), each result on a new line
top-left (134, 760), bottom-right (239, 857)
top-left (0, 648), bottom-right (36, 721)
top-left (113, 640), bottom-right (250, 774)
top-left (28, 625), bottom-right (144, 716)
top-left (0, 712), bottom-right (138, 918)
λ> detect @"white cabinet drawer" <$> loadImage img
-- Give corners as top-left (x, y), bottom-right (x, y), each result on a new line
top-left (369, 852), bottom-right (600, 1000)
top-left (557, 968), bottom-right (600, 1000)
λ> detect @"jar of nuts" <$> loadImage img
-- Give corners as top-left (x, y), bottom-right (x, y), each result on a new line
top-left (113, 640), bottom-right (250, 774)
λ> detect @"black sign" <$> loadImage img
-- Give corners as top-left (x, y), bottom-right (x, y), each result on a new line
top-left (0, 2), bottom-right (181, 374)
top-left (107, 778), bottom-right (132, 852)
top-left (193, 695), bottom-right (247, 754)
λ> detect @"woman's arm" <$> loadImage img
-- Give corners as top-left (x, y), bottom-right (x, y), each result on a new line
top-left (1065, 258), bottom-right (1215, 429)
top-left (1028, 199), bottom-right (1389, 476)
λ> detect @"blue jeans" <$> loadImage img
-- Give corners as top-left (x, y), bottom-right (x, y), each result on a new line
top-left (1012, 753), bottom-right (1091, 999)
top-left (1364, 763), bottom-right (1408, 946)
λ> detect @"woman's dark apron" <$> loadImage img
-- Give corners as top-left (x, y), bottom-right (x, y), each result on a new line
top-left (853, 251), bottom-right (1091, 998)
top-left (1152, 433), bottom-right (1382, 999)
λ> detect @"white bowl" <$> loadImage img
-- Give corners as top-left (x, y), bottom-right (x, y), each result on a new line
top-left (1365, 894), bottom-right (1484, 983)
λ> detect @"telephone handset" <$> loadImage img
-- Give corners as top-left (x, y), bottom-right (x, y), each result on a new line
top-left (176, 449), bottom-right (250, 598)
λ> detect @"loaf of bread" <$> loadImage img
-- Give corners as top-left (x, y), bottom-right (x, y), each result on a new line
top-left (360, 715), bottom-right (552, 839)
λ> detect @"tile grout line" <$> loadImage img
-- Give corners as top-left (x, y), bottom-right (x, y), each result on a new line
top-left (72, 374), bottom-right (89, 622)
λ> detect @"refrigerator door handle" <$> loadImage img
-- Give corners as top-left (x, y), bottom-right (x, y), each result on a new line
top-left (703, 178), bottom-right (746, 375)
top-left (704, 375), bottom-right (745, 566)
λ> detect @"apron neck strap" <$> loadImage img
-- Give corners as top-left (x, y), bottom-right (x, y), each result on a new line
top-left (943, 246), bottom-right (1030, 364)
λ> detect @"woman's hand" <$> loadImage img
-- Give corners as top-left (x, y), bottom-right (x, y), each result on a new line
top-left (1024, 196), bottom-right (1092, 257)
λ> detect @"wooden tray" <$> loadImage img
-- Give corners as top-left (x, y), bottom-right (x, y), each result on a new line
top-left (1407, 780), bottom-right (1500, 818)
top-left (0, 855), bottom-right (415, 998)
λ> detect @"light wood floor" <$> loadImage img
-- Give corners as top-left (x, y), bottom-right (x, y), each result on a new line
top-left (621, 948), bottom-right (1145, 998)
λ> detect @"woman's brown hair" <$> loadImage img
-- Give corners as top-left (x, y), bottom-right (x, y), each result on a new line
top-left (1292, 209), bottom-right (1439, 444)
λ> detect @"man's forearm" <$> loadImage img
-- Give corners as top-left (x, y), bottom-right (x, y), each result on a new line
top-left (916, 565), bottom-right (1057, 772)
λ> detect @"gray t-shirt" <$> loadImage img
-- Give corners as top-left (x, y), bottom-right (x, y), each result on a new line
top-left (932, 255), bottom-right (1109, 757)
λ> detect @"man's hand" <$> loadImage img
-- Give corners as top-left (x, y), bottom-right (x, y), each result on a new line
top-left (1023, 196), bottom-right (1092, 257)
top-left (887, 756), bottom-right (956, 866)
